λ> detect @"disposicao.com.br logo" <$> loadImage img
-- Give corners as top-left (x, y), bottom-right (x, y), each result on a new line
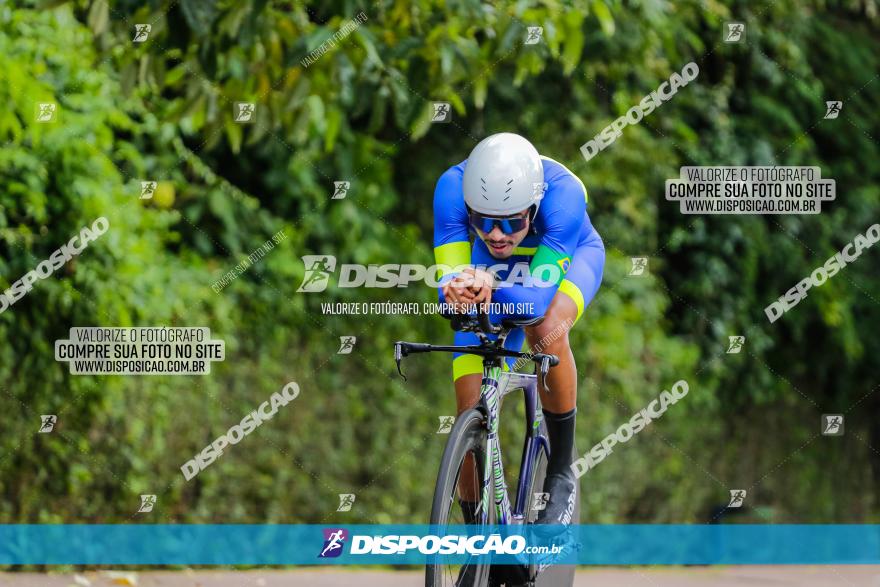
top-left (296, 255), bottom-right (563, 292)
top-left (317, 529), bottom-right (561, 557)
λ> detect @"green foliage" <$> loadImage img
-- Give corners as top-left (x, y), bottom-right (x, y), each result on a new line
top-left (0, 0), bottom-right (878, 539)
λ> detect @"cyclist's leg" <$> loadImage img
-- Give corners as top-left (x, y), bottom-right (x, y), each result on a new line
top-left (525, 292), bottom-right (579, 411)
top-left (525, 238), bottom-right (604, 525)
top-left (452, 334), bottom-right (483, 414)
top-left (525, 239), bottom-right (604, 405)
top-left (452, 332), bottom-right (485, 511)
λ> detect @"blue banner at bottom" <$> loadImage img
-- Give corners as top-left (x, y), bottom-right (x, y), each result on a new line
top-left (1, 524), bottom-right (878, 565)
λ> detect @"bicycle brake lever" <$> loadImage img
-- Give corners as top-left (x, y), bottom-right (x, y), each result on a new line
top-left (538, 355), bottom-right (551, 393)
top-left (394, 343), bottom-right (407, 381)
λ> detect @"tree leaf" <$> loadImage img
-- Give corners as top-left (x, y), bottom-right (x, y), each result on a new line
top-left (591, 0), bottom-right (615, 36)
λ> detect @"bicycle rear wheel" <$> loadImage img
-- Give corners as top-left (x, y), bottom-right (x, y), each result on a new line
top-left (426, 408), bottom-right (492, 587)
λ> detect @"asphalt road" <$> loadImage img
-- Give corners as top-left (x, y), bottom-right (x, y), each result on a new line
top-left (4, 567), bottom-right (880, 587)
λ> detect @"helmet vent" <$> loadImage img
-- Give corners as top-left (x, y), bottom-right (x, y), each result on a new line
top-left (462, 134), bottom-right (542, 216)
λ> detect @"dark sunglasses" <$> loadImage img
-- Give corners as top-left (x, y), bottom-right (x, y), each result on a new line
top-left (468, 210), bottom-right (529, 235)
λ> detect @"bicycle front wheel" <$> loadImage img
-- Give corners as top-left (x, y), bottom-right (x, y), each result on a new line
top-left (426, 408), bottom-right (492, 587)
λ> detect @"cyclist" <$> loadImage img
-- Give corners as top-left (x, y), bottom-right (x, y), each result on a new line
top-left (433, 132), bottom-right (605, 529)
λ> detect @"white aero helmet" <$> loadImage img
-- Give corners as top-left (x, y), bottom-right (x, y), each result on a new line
top-left (462, 133), bottom-right (546, 217)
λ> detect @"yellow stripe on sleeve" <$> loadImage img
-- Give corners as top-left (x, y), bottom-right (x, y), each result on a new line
top-left (434, 241), bottom-right (471, 278)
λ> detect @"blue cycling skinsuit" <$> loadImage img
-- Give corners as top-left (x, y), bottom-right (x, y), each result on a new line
top-left (433, 155), bottom-right (606, 380)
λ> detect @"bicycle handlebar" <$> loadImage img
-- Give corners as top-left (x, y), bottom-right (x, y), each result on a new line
top-left (395, 306), bottom-right (558, 388)
top-left (395, 341), bottom-right (559, 364)
top-left (393, 340), bottom-right (559, 382)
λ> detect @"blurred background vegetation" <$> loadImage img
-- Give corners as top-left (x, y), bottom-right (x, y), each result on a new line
top-left (0, 0), bottom-right (878, 536)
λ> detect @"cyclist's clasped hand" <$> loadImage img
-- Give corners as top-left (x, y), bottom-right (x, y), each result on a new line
top-left (442, 267), bottom-right (495, 312)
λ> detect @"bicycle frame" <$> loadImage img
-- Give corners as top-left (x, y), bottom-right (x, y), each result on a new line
top-left (477, 358), bottom-right (550, 526)
top-left (393, 317), bottom-right (558, 528)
